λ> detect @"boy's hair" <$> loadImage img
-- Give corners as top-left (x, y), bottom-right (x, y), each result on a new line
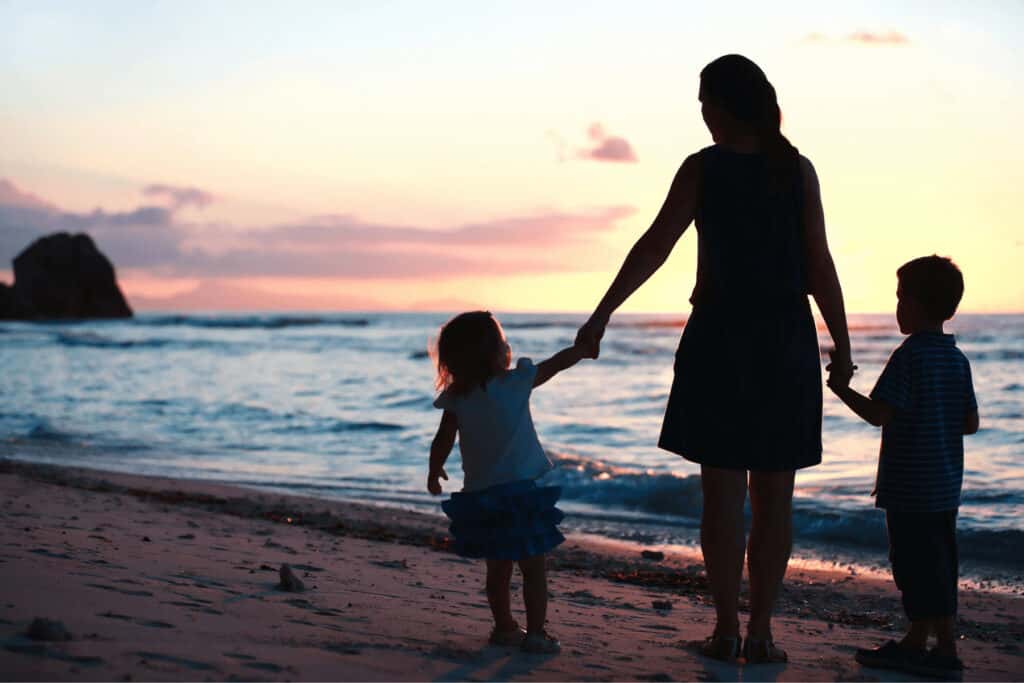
top-left (432, 311), bottom-right (508, 395)
top-left (897, 255), bottom-right (964, 321)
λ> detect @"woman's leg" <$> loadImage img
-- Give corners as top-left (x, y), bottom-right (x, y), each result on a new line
top-left (746, 470), bottom-right (795, 640)
top-left (486, 559), bottom-right (517, 631)
top-left (517, 555), bottom-right (548, 633)
top-left (700, 465), bottom-right (748, 638)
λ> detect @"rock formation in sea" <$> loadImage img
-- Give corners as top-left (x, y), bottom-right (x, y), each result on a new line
top-left (0, 232), bottom-right (132, 320)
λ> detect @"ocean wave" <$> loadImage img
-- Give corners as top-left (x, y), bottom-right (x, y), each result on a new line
top-left (54, 332), bottom-right (232, 351)
top-left (972, 349), bottom-right (1024, 361)
top-left (268, 416), bottom-right (404, 434)
top-left (502, 320), bottom-right (580, 330)
top-left (547, 453), bottom-right (1024, 564)
top-left (139, 315), bottom-right (371, 330)
top-left (24, 419), bottom-right (77, 443)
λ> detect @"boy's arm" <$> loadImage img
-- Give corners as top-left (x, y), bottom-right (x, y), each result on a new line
top-left (533, 346), bottom-right (587, 388)
top-left (427, 410), bottom-right (457, 494)
top-left (828, 380), bottom-right (895, 427)
top-left (964, 410), bottom-right (980, 435)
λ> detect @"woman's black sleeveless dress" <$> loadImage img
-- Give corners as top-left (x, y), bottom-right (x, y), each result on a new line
top-left (658, 145), bottom-right (822, 471)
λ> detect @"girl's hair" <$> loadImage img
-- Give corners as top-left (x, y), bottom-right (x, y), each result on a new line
top-left (699, 54), bottom-right (800, 193)
top-left (431, 311), bottom-right (509, 395)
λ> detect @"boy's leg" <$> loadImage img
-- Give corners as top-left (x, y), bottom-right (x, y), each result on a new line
top-left (932, 511), bottom-right (960, 656)
top-left (747, 469), bottom-right (795, 641)
top-left (886, 510), bottom-right (930, 651)
top-left (485, 559), bottom-right (517, 631)
top-left (888, 510), bottom-right (958, 651)
top-left (517, 555), bottom-right (547, 633)
top-left (700, 465), bottom-right (747, 639)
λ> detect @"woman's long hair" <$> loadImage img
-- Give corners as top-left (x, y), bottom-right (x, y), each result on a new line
top-left (699, 54), bottom-right (800, 193)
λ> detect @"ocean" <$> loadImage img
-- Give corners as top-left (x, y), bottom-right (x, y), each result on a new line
top-left (2, 312), bottom-right (1022, 579)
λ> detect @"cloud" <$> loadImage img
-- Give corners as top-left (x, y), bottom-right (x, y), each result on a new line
top-left (802, 30), bottom-right (910, 46)
top-left (847, 31), bottom-right (910, 45)
top-left (580, 123), bottom-right (638, 163)
top-left (0, 179), bottom-right (56, 211)
top-left (0, 179), bottom-right (634, 280)
top-left (142, 184), bottom-right (215, 209)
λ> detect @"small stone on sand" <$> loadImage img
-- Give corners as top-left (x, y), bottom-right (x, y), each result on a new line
top-left (652, 600), bottom-right (672, 611)
top-left (641, 550), bottom-right (665, 561)
top-left (27, 617), bottom-right (72, 641)
top-left (278, 564), bottom-right (305, 592)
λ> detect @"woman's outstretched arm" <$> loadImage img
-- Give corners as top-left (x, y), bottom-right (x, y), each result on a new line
top-left (576, 154), bottom-right (699, 355)
top-left (801, 156), bottom-right (853, 376)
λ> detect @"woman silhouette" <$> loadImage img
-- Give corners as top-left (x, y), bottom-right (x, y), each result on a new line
top-left (576, 54), bottom-right (854, 663)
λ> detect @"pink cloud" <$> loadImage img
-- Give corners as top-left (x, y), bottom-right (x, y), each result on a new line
top-left (0, 179), bottom-right (57, 211)
top-left (0, 179), bottom-right (634, 280)
top-left (142, 184), bottom-right (215, 209)
top-left (580, 123), bottom-right (637, 163)
top-left (847, 31), bottom-right (910, 45)
top-left (802, 30), bottom-right (910, 46)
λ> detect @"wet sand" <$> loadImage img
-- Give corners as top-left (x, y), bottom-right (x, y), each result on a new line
top-left (1, 459), bottom-right (1021, 681)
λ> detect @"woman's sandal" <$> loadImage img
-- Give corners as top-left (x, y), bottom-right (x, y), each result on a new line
top-left (489, 624), bottom-right (526, 647)
top-left (700, 634), bottom-right (742, 661)
top-left (743, 637), bottom-right (788, 664)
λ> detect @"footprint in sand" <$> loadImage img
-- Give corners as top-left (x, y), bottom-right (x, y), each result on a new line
top-left (85, 583), bottom-right (154, 597)
top-left (134, 651), bottom-right (216, 672)
top-left (97, 612), bottom-right (175, 629)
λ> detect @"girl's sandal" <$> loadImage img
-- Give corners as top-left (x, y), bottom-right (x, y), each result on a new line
top-left (743, 637), bottom-right (788, 664)
top-left (700, 634), bottom-right (742, 662)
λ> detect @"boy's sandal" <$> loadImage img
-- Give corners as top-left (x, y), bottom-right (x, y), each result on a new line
top-left (743, 637), bottom-right (788, 664)
top-left (854, 640), bottom-right (925, 671)
top-left (522, 630), bottom-right (561, 654)
top-left (699, 634), bottom-right (742, 662)
top-left (904, 648), bottom-right (965, 678)
top-left (489, 625), bottom-right (526, 647)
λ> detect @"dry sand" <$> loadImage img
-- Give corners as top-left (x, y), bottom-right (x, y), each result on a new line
top-left (1, 459), bottom-right (1021, 682)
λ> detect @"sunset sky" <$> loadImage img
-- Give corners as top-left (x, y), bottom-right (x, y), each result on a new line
top-left (1, 1), bottom-right (1021, 313)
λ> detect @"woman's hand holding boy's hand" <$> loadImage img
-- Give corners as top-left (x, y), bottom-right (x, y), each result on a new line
top-left (825, 348), bottom-right (856, 391)
top-left (427, 467), bottom-right (448, 495)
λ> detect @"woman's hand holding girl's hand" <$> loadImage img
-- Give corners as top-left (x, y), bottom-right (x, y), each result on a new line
top-left (575, 314), bottom-right (608, 360)
top-left (427, 467), bottom-right (448, 495)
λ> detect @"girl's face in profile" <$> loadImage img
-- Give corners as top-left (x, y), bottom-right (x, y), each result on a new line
top-left (492, 322), bottom-right (512, 373)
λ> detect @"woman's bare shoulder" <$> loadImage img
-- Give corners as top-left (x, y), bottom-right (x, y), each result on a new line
top-left (798, 154), bottom-right (820, 193)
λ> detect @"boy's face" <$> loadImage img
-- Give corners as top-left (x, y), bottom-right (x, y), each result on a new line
top-left (896, 280), bottom-right (924, 334)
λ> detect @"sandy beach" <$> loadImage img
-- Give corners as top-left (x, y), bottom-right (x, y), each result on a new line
top-left (1, 458), bottom-right (1021, 682)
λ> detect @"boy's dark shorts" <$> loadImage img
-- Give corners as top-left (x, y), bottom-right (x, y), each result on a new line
top-left (886, 509), bottom-right (958, 620)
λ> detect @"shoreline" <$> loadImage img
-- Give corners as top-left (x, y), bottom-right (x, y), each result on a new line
top-left (5, 444), bottom-right (1021, 590)
top-left (1, 459), bottom-right (1022, 681)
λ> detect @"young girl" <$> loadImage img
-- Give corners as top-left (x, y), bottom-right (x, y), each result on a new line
top-left (428, 311), bottom-right (590, 654)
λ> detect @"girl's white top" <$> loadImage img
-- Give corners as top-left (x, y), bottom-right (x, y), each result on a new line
top-left (433, 358), bottom-right (553, 492)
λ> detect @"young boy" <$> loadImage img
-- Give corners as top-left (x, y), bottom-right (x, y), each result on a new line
top-left (827, 255), bottom-right (979, 677)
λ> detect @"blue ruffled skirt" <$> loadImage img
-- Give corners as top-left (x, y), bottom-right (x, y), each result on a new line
top-left (441, 479), bottom-right (565, 560)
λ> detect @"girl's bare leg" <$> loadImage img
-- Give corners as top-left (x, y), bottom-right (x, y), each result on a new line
top-left (700, 465), bottom-right (748, 638)
top-left (486, 559), bottom-right (517, 630)
top-left (517, 555), bottom-right (548, 633)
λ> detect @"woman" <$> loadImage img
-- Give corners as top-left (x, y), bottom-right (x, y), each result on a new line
top-left (576, 54), bottom-right (854, 663)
